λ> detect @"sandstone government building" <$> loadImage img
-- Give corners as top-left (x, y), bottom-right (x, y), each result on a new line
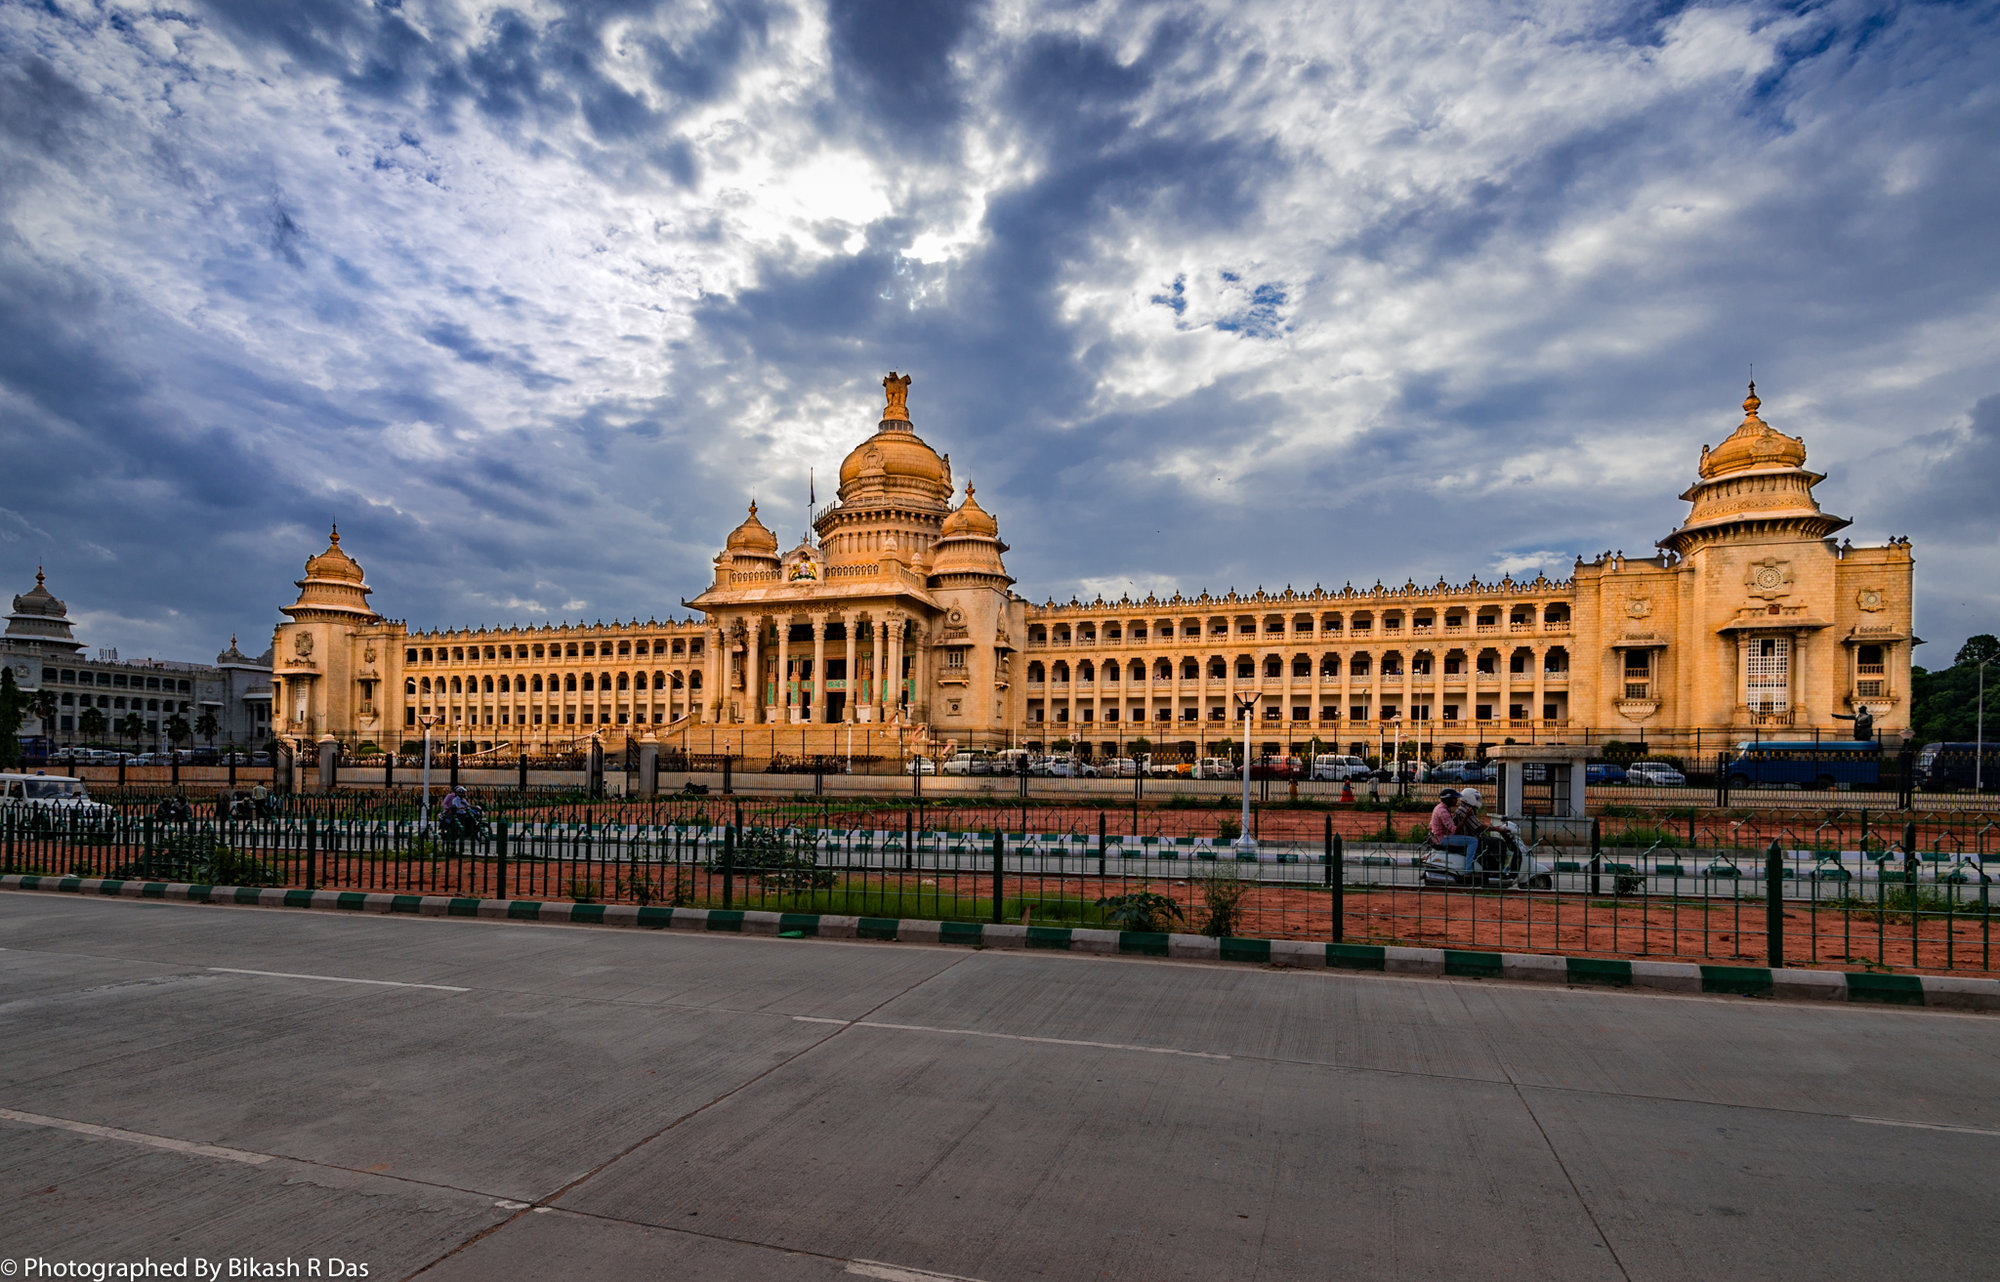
top-left (269, 375), bottom-right (1914, 766)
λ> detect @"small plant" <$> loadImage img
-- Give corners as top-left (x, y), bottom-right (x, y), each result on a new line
top-left (1096, 890), bottom-right (1186, 933)
top-left (109, 831), bottom-right (279, 886)
top-left (1216, 816), bottom-right (1241, 842)
top-left (567, 877), bottom-right (603, 903)
top-left (1193, 867), bottom-right (1250, 938)
top-left (1613, 872), bottom-right (1646, 896)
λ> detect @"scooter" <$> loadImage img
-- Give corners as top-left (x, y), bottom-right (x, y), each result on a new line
top-left (1421, 820), bottom-right (1555, 890)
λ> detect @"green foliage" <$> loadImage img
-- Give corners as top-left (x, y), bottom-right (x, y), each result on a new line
top-left (1095, 890), bottom-right (1185, 933)
top-left (118, 711), bottom-right (145, 749)
top-left (1216, 816), bottom-right (1241, 841)
top-left (1193, 867), bottom-right (1250, 937)
top-left (731, 826), bottom-right (837, 891)
top-left (79, 706), bottom-right (108, 740)
top-left (567, 877), bottom-right (603, 903)
top-left (1910, 636), bottom-right (2000, 744)
top-left (1608, 826), bottom-right (1683, 849)
top-left (195, 710), bottom-right (220, 745)
top-left (0, 666), bottom-right (24, 768)
top-left (164, 714), bottom-right (191, 747)
top-left (1130, 737), bottom-right (1153, 757)
top-left (111, 831), bottom-right (279, 886)
top-left (622, 867), bottom-right (694, 908)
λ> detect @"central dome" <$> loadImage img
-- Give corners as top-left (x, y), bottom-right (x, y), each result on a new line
top-left (835, 373), bottom-right (953, 508)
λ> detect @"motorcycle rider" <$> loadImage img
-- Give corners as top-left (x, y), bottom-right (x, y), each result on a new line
top-left (1454, 788), bottom-right (1492, 866)
top-left (441, 785), bottom-right (477, 835)
top-left (1428, 788), bottom-right (1480, 873)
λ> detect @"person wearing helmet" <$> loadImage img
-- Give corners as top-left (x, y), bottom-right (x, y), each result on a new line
top-left (1454, 788), bottom-right (1491, 865)
top-left (1428, 787), bottom-right (1479, 873)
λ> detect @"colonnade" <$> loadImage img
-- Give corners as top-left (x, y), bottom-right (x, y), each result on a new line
top-left (702, 608), bottom-right (930, 725)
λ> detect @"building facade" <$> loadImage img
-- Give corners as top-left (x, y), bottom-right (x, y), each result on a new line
top-left (271, 377), bottom-right (1914, 762)
top-left (5, 570), bottom-right (274, 750)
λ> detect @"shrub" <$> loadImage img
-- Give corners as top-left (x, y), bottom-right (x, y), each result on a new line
top-left (567, 877), bottom-right (603, 903)
top-left (110, 831), bottom-right (279, 886)
top-left (1095, 890), bottom-right (1185, 933)
top-left (732, 827), bottom-right (836, 891)
top-left (1216, 817), bottom-right (1241, 842)
top-left (1609, 826), bottom-right (1682, 849)
top-left (1193, 868), bottom-right (1250, 937)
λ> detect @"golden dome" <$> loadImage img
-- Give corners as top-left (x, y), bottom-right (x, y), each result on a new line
top-left (1699, 383), bottom-right (1808, 479)
top-left (724, 502), bottom-right (779, 556)
top-left (304, 526), bottom-right (366, 583)
top-left (940, 484), bottom-right (999, 538)
top-left (834, 373), bottom-right (952, 506)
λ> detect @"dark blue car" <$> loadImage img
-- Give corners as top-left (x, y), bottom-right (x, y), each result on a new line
top-left (1586, 762), bottom-right (1627, 785)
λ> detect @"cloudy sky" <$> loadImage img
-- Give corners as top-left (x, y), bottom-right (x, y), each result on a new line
top-left (2, 0), bottom-right (1995, 666)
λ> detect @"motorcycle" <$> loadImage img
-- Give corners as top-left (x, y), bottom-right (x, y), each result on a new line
top-left (680, 781), bottom-right (710, 796)
top-left (1421, 819), bottom-right (1554, 890)
top-left (439, 805), bottom-right (486, 843)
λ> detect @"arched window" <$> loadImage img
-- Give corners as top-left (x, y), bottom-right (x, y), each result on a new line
top-left (514, 675), bottom-right (527, 692)
top-left (1321, 654), bottom-right (1339, 677)
top-left (1350, 653), bottom-right (1371, 677)
top-left (618, 641), bottom-right (631, 656)
top-left (1543, 647), bottom-right (1569, 673)
top-left (450, 676), bottom-right (463, 693)
top-left (653, 671), bottom-right (666, 689)
top-left (1235, 658), bottom-right (1253, 678)
top-left (1292, 655), bottom-right (1310, 677)
top-left (482, 676), bottom-right (494, 693)
top-left (565, 674), bottom-right (577, 692)
top-left (1209, 658), bottom-right (1226, 679)
top-left (1027, 661), bottom-right (1045, 682)
top-left (405, 649), bottom-right (418, 663)
top-left (583, 642), bottom-right (596, 657)
top-left (405, 679), bottom-right (417, 695)
top-left (1263, 655), bottom-right (1281, 678)
top-left (1053, 661), bottom-right (1070, 682)
top-left (1382, 654), bottom-right (1402, 677)
top-left (671, 671), bottom-right (684, 688)
top-left (617, 672), bottom-right (629, 691)
top-left (1128, 659), bottom-right (1144, 680)
top-left (689, 671), bottom-right (702, 690)
top-left (1181, 658), bottom-right (1198, 679)
top-left (1154, 659), bottom-right (1171, 680)
top-left (1103, 662), bottom-right (1119, 683)
top-left (1078, 660), bottom-right (1094, 681)
top-left (531, 675), bottom-right (543, 693)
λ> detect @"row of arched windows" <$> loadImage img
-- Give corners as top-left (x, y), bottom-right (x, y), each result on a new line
top-left (407, 671), bottom-right (705, 696)
top-left (1025, 603), bottom-right (1575, 646)
top-left (406, 637), bottom-right (702, 663)
top-left (1024, 648), bottom-right (1572, 684)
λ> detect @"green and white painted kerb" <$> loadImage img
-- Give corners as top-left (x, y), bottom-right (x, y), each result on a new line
top-left (6, 873), bottom-right (1996, 1012)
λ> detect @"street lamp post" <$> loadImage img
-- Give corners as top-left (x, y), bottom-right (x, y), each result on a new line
top-left (1234, 692), bottom-right (1260, 855)
top-left (418, 713), bottom-right (439, 833)
top-left (1979, 656), bottom-right (1994, 795)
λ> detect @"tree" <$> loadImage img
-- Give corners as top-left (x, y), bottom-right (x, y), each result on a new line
top-left (118, 711), bottom-right (145, 752)
top-left (164, 714), bottom-right (191, 752)
top-left (79, 705), bottom-right (107, 743)
top-left (195, 710), bottom-right (219, 747)
top-left (1911, 636), bottom-right (2000, 745)
top-left (0, 667), bottom-right (24, 768)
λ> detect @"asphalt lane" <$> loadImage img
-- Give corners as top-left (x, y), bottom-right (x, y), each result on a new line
top-left (1, 894), bottom-right (1996, 1281)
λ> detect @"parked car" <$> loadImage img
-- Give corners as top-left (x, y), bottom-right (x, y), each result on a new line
top-left (903, 757), bottom-right (937, 775)
top-left (1249, 754), bottom-right (1305, 781)
top-left (1585, 762), bottom-right (1627, 785)
top-left (0, 773), bottom-right (114, 827)
top-left (1193, 757), bottom-right (1237, 780)
top-left (940, 751), bottom-right (989, 776)
top-left (1625, 760), bottom-right (1687, 786)
top-left (990, 748), bottom-right (1033, 776)
top-left (1310, 754), bottom-right (1371, 782)
top-left (1432, 759), bottom-right (1481, 785)
top-left (1099, 757), bottom-right (1140, 778)
top-left (1044, 755), bottom-right (1099, 778)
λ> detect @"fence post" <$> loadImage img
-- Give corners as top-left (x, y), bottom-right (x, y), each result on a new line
top-left (4, 809), bottom-right (13, 877)
top-left (1331, 833), bottom-right (1345, 942)
top-left (307, 816), bottom-right (319, 892)
top-left (1589, 818), bottom-right (1602, 897)
top-left (905, 808), bottom-right (913, 870)
top-left (991, 830), bottom-right (1004, 924)
top-left (495, 817), bottom-right (509, 901)
top-left (722, 754), bottom-right (733, 796)
top-left (1323, 813), bottom-right (1334, 888)
top-left (1765, 838), bottom-right (1784, 969)
top-left (518, 752), bottom-right (528, 793)
top-left (449, 753), bottom-right (459, 790)
top-left (1097, 810), bottom-right (1106, 878)
top-left (143, 814), bottom-right (154, 868)
top-left (383, 749), bottom-right (393, 790)
top-left (721, 819), bottom-right (735, 910)
top-left (1715, 751), bottom-right (1728, 808)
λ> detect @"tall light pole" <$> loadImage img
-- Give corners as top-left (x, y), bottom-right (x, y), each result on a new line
top-left (1234, 692), bottom-right (1260, 855)
top-left (1979, 656), bottom-right (1994, 794)
top-left (419, 713), bottom-right (439, 833)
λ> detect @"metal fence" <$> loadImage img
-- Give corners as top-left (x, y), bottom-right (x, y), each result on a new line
top-left (9, 797), bottom-right (2000, 977)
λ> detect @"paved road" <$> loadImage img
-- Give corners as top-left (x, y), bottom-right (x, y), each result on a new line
top-left (2, 896), bottom-right (1997, 1281)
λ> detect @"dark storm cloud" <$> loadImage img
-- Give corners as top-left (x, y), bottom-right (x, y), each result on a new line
top-left (0, 0), bottom-right (1995, 661)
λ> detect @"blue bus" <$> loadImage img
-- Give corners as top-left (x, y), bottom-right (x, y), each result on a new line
top-left (1916, 742), bottom-right (2000, 792)
top-left (1724, 740), bottom-right (1883, 790)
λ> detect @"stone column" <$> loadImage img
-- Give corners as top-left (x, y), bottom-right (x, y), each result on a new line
top-left (888, 613), bottom-right (906, 719)
top-left (810, 614), bottom-right (828, 723)
top-left (743, 616), bottom-right (761, 724)
top-left (844, 617), bottom-right (859, 722)
top-left (706, 626), bottom-right (725, 723)
top-left (775, 618), bottom-right (791, 723)
top-left (1532, 646), bottom-right (1547, 731)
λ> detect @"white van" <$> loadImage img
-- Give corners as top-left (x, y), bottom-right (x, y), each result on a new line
top-left (0, 774), bottom-right (114, 826)
top-left (1310, 754), bottom-right (1371, 782)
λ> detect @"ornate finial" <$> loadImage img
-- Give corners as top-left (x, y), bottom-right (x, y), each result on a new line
top-left (965, 482), bottom-right (975, 500)
top-left (1743, 381), bottom-right (1762, 421)
top-left (329, 523), bottom-right (340, 546)
top-left (882, 371), bottom-right (912, 421)
top-left (35, 565), bottom-right (45, 587)
top-left (230, 634), bottom-right (237, 647)
top-left (747, 501), bottom-right (758, 518)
